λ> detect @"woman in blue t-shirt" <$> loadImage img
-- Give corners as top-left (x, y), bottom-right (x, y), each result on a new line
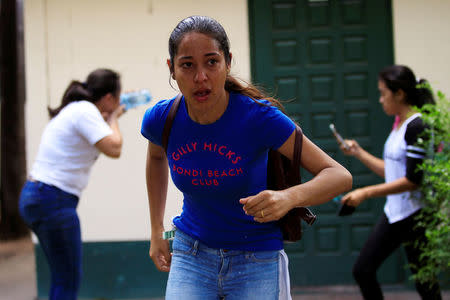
top-left (141, 15), bottom-right (352, 300)
top-left (339, 65), bottom-right (442, 300)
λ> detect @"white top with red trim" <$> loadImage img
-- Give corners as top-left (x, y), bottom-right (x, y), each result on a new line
top-left (383, 113), bottom-right (426, 223)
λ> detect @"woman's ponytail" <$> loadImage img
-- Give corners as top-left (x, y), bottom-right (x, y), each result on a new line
top-left (47, 81), bottom-right (92, 118)
top-left (415, 78), bottom-right (435, 108)
top-left (47, 69), bottom-right (120, 118)
top-left (225, 75), bottom-right (284, 111)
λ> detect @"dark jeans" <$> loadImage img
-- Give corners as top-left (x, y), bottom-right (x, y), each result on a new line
top-left (353, 211), bottom-right (442, 300)
top-left (19, 180), bottom-right (81, 300)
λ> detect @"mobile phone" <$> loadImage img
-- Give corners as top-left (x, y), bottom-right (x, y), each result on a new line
top-left (337, 202), bottom-right (356, 216)
top-left (329, 123), bottom-right (349, 150)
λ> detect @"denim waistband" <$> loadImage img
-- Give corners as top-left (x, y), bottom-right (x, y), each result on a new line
top-left (174, 229), bottom-right (277, 257)
top-left (25, 179), bottom-right (78, 201)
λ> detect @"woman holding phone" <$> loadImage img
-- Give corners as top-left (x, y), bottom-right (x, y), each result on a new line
top-left (339, 65), bottom-right (441, 300)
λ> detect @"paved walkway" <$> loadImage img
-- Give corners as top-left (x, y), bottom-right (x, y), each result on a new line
top-left (0, 236), bottom-right (36, 300)
top-left (1, 237), bottom-right (448, 300)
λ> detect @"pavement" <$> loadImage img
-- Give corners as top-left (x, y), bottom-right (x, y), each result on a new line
top-left (1, 236), bottom-right (448, 300)
top-left (0, 236), bottom-right (36, 300)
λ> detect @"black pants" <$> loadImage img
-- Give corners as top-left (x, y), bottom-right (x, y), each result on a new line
top-left (353, 211), bottom-right (442, 300)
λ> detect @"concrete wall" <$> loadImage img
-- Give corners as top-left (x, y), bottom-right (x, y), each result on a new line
top-left (392, 0), bottom-right (450, 95)
top-left (23, 0), bottom-right (250, 242)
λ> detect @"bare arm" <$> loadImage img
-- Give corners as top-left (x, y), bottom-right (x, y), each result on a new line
top-left (241, 130), bottom-right (353, 222)
top-left (146, 141), bottom-right (171, 272)
top-left (340, 139), bottom-right (385, 178)
top-left (343, 177), bottom-right (418, 207)
top-left (146, 142), bottom-right (169, 236)
top-left (95, 105), bottom-right (124, 158)
top-left (280, 132), bottom-right (353, 207)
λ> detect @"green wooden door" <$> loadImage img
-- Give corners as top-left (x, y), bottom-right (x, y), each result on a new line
top-left (249, 0), bottom-right (405, 285)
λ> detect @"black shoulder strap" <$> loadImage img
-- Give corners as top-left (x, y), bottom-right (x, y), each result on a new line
top-left (292, 125), bottom-right (316, 225)
top-left (162, 94), bottom-right (182, 153)
top-left (292, 126), bottom-right (303, 180)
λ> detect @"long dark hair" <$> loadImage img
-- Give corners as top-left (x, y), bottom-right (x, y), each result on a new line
top-left (378, 65), bottom-right (434, 108)
top-left (168, 15), bottom-right (282, 109)
top-left (48, 68), bottom-right (121, 118)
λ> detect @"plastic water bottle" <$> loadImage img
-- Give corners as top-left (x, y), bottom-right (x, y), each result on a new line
top-left (120, 89), bottom-right (152, 110)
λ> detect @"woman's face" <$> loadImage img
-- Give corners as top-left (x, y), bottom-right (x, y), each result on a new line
top-left (169, 32), bottom-right (230, 112)
top-left (107, 91), bottom-right (121, 112)
top-left (99, 91), bottom-right (120, 116)
top-left (378, 79), bottom-right (402, 116)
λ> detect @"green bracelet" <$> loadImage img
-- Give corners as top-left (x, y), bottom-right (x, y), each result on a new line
top-left (162, 229), bottom-right (175, 240)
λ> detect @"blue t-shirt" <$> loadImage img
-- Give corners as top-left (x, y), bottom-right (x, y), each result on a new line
top-left (141, 92), bottom-right (295, 251)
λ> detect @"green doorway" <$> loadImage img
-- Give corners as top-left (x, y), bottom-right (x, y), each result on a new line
top-left (249, 0), bottom-right (403, 285)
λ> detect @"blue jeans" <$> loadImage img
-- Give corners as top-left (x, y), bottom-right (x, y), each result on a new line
top-left (353, 212), bottom-right (442, 300)
top-left (166, 230), bottom-right (280, 300)
top-left (19, 180), bottom-right (81, 300)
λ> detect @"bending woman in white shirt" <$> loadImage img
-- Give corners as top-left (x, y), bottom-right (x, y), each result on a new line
top-left (19, 68), bottom-right (124, 300)
top-left (339, 65), bottom-right (441, 300)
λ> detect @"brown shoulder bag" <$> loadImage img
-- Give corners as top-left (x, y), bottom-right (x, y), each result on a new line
top-left (267, 125), bottom-right (316, 242)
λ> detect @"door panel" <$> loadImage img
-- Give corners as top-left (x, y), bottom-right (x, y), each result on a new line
top-left (249, 0), bottom-right (402, 285)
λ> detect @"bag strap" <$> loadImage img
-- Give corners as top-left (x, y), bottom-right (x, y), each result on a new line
top-left (292, 126), bottom-right (317, 226)
top-left (162, 94), bottom-right (182, 153)
top-left (291, 126), bottom-right (303, 181)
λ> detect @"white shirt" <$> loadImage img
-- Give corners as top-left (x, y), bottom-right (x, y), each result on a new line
top-left (383, 113), bottom-right (423, 223)
top-left (30, 101), bottom-right (112, 197)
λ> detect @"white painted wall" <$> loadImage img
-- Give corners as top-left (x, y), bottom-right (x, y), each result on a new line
top-left (392, 0), bottom-right (450, 95)
top-left (23, 0), bottom-right (250, 241)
